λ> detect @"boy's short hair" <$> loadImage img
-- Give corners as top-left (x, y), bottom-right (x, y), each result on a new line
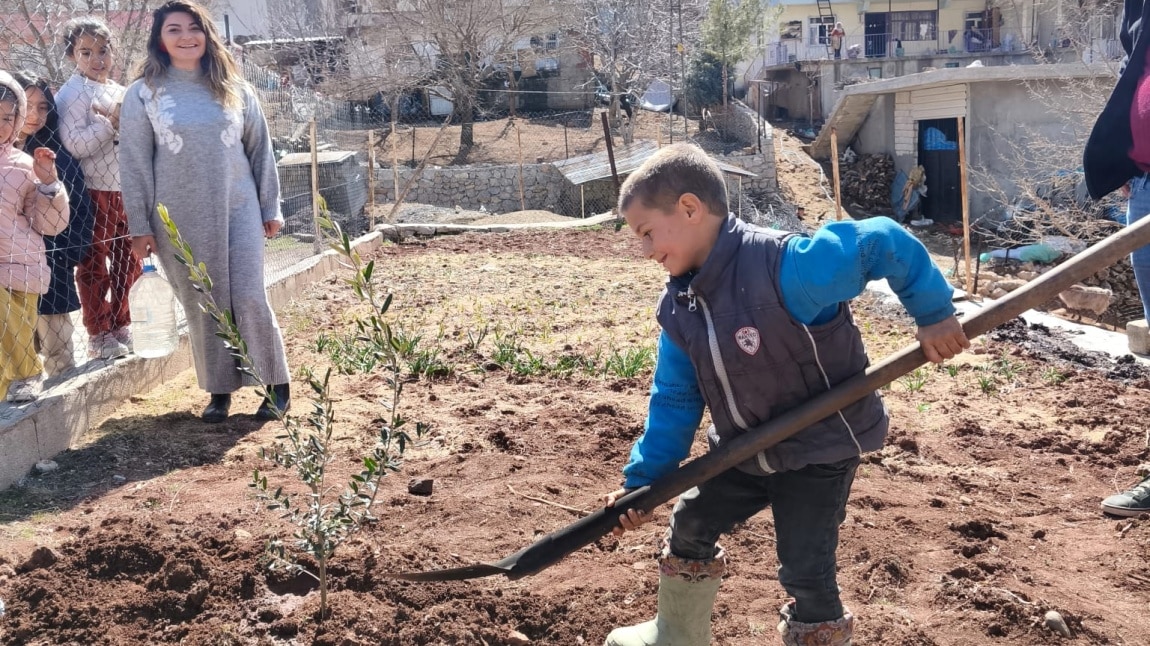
top-left (618, 143), bottom-right (729, 217)
top-left (62, 17), bottom-right (114, 56)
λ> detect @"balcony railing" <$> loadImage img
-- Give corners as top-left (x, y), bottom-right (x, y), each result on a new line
top-left (762, 30), bottom-right (1048, 66)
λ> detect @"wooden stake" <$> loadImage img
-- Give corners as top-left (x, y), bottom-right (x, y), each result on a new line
top-left (309, 117), bottom-right (321, 254)
top-left (391, 104), bottom-right (400, 221)
top-left (958, 116), bottom-right (973, 297)
top-left (831, 126), bottom-right (843, 221)
top-left (367, 128), bottom-right (376, 229)
top-left (515, 118), bottom-right (526, 211)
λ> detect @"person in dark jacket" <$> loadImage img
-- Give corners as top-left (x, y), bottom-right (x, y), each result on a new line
top-left (1084, 0), bottom-right (1150, 518)
top-left (13, 71), bottom-right (95, 377)
top-left (600, 143), bottom-right (969, 646)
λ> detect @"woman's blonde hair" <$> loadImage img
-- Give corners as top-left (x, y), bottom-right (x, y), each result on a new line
top-left (137, 0), bottom-right (244, 109)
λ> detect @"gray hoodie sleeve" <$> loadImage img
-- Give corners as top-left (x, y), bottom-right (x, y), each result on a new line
top-left (118, 81), bottom-right (157, 237)
top-left (240, 85), bottom-right (282, 224)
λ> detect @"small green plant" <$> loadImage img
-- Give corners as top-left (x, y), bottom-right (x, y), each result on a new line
top-left (945, 364), bottom-right (960, 378)
top-left (993, 353), bottom-right (1021, 381)
top-left (391, 326), bottom-right (422, 359)
top-left (604, 346), bottom-right (656, 378)
top-left (161, 206), bottom-right (425, 621)
top-left (916, 402), bottom-right (931, 413)
top-left (1042, 366), bottom-right (1068, 386)
top-left (408, 347), bottom-right (454, 378)
top-left (492, 331), bottom-right (522, 367)
top-left (900, 368), bottom-right (928, 393)
top-left (314, 332), bottom-right (379, 374)
top-left (512, 348), bottom-right (547, 376)
top-left (977, 373), bottom-right (998, 395)
top-left (464, 324), bottom-right (489, 354)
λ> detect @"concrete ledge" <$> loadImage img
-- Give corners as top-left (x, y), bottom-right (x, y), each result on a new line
top-left (0, 229), bottom-right (386, 492)
top-left (375, 211), bottom-right (617, 241)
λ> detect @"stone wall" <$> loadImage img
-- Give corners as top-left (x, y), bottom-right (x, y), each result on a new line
top-left (371, 124), bottom-right (779, 217)
top-left (374, 163), bottom-right (566, 215)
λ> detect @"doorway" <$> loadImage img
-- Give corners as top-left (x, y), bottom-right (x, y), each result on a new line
top-left (917, 118), bottom-right (962, 223)
top-left (864, 13), bottom-right (889, 58)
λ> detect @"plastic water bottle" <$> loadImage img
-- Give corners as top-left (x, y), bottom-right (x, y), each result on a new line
top-left (129, 261), bottom-right (179, 358)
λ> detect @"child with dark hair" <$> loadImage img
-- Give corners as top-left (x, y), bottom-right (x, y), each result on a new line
top-left (0, 72), bottom-right (69, 402)
top-left (13, 70), bottom-right (95, 376)
top-left (602, 143), bottom-right (968, 646)
top-left (56, 16), bottom-right (140, 361)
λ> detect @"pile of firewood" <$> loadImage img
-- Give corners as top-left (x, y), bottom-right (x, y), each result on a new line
top-left (840, 154), bottom-right (896, 213)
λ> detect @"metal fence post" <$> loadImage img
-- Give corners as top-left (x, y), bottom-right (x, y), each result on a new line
top-left (310, 117), bottom-right (322, 254)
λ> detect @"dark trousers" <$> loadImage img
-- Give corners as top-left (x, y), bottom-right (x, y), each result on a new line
top-left (77, 190), bottom-right (140, 337)
top-left (668, 456), bottom-right (859, 623)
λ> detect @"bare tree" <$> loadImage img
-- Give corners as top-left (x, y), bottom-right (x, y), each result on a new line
top-left (0, 0), bottom-right (174, 82)
top-left (564, 0), bottom-right (702, 122)
top-left (376, 0), bottom-right (551, 155)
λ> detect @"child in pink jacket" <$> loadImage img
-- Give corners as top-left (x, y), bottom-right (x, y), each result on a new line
top-left (0, 72), bottom-right (69, 402)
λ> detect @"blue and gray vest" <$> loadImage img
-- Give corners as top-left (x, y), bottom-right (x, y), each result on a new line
top-left (657, 216), bottom-right (889, 475)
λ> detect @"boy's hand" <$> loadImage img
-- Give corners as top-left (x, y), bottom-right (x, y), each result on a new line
top-left (604, 488), bottom-right (650, 537)
top-left (916, 316), bottom-right (970, 364)
top-left (32, 148), bottom-right (58, 185)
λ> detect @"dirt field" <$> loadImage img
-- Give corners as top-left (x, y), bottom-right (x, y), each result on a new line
top-left (2, 227), bottom-right (1150, 645)
top-left (326, 109), bottom-right (718, 168)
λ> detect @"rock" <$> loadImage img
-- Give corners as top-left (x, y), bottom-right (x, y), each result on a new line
top-left (33, 460), bottom-right (58, 475)
top-left (996, 278), bottom-right (1026, 292)
top-left (408, 478), bottom-right (434, 496)
top-left (959, 496), bottom-right (974, 505)
top-left (18, 546), bottom-right (59, 573)
top-left (112, 475), bottom-right (127, 483)
top-left (1017, 271), bottom-right (1038, 281)
top-left (507, 630), bottom-right (531, 645)
top-left (990, 288), bottom-right (1009, 300)
top-left (234, 529), bottom-right (253, 541)
top-left (1044, 610), bottom-right (1072, 638)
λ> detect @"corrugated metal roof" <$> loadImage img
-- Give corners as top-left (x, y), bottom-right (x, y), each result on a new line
top-left (552, 140), bottom-right (756, 186)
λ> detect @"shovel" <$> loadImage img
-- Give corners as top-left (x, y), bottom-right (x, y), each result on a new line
top-left (392, 216), bottom-right (1150, 582)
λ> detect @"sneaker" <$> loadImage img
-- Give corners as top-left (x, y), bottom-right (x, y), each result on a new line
top-left (88, 333), bottom-right (129, 360)
top-left (6, 375), bottom-right (43, 403)
top-left (111, 327), bottom-right (134, 353)
top-left (1101, 475), bottom-right (1150, 517)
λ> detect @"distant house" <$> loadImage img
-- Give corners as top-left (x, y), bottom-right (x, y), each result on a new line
top-left (741, 0), bottom-right (1121, 122)
top-left (807, 63), bottom-right (1113, 221)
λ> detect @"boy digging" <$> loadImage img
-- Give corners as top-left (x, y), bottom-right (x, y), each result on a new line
top-left (603, 144), bottom-right (968, 646)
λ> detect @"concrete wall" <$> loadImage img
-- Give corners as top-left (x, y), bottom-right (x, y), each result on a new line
top-left (375, 163), bottom-right (566, 215)
top-left (966, 78), bottom-right (1086, 216)
top-left (853, 93), bottom-right (894, 159)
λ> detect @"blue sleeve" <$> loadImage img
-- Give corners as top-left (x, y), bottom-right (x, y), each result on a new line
top-left (779, 216), bottom-right (956, 327)
top-left (622, 331), bottom-right (706, 489)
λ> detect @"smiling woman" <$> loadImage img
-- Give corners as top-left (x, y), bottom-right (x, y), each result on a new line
top-left (119, 0), bottom-right (291, 425)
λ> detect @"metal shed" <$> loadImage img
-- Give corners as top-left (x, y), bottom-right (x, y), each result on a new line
top-left (552, 141), bottom-right (757, 217)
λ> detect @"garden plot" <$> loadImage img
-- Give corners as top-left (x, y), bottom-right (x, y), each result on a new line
top-left (1, 228), bottom-right (1150, 645)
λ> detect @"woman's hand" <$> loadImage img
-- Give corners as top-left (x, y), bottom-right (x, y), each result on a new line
top-left (132, 235), bottom-right (158, 260)
top-left (32, 147), bottom-right (58, 185)
top-left (264, 220), bottom-right (282, 238)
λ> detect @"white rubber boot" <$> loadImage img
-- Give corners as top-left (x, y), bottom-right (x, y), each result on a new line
top-left (777, 601), bottom-right (854, 646)
top-left (604, 550), bottom-right (726, 646)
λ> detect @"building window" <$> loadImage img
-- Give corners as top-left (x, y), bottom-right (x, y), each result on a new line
top-left (342, 0), bottom-right (360, 13)
top-left (546, 33), bottom-right (559, 50)
top-left (964, 11), bottom-right (985, 31)
top-left (809, 16), bottom-right (835, 45)
top-left (890, 11), bottom-right (936, 42)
